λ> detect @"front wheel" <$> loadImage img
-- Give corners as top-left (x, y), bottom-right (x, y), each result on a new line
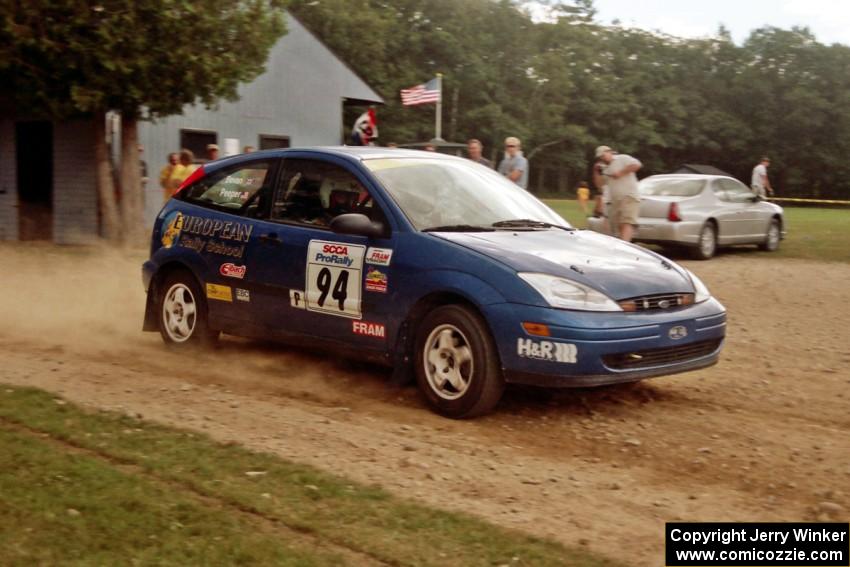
top-left (414, 305), bottom-right (505, 418)
top-left (157, 271), bottom-right (219, 348)
top-left (691, 223), bottom-right (717, 260)
top-left (758, 218), bottom-right (781, 251)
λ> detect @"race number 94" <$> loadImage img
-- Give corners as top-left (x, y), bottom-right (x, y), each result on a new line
top-left (305, 240), bottom-right (365, 319)
top-left (316, 267), bottom-right (348, 311)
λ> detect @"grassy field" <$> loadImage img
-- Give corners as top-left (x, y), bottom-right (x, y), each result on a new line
top-left (0, 385), bottom-right (620, 566)
top-left (544, 199), bottom-right (850, 263)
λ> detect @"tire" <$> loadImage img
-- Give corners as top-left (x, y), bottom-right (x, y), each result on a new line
top-left (691, 222), bottom-right (717, 260)
top-left (157, 270), bottom-right (219, 348)
top-left (758, 218), bottom-right (781, 251)
top-left (414, 304), bottom-right (505, 419)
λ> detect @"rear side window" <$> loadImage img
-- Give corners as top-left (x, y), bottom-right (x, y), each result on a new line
top-left (183, 162), bottom-right (273, 212)
top-left (639, 178), bottom-right (705, 197)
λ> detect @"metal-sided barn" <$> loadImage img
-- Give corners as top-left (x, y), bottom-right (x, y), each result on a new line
top-left (0, 13), bottom-right (383, 243)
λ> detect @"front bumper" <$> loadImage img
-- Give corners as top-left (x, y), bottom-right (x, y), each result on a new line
top-left (484, 299), bottom-right (726, 387)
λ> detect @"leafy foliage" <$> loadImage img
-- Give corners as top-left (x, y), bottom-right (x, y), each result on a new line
top-left (0, 0), bottom-right (286, 118)
top-left (288, 0), bottom-right (850, 198)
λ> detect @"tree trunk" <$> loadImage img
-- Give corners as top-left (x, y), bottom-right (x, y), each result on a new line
top-left (119, 113), bottom-right (145, 244)
top-left (94, 111), bottom-right (122, 241)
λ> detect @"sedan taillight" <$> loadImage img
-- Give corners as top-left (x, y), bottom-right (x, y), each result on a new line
top-left (668, 202), bottom-right (682, 222)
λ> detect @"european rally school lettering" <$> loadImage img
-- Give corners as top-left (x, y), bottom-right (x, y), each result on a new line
top-left (160, 212), bottom-right (254, 259)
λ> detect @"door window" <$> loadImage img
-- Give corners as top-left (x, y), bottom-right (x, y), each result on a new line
top-left (270, 159), bottom-right (387, 229)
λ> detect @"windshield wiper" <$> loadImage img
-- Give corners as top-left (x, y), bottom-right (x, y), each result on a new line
top-left (491, 219), bottom-right (575, 231)
top-left (422, 224), bottom-right (496, 232)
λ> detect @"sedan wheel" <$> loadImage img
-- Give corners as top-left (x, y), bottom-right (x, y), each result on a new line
top-left (415, 305), bottom-right (504, 418)
top-left (157, 271), bottom-right (219, 347)
top-left (758, 219), bottom-right (781, 252)
top-left (691, 223), bottom-right (717, 260)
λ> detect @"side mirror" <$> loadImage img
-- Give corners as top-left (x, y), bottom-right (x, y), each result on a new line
top-left (330, 213), bottom-right (384, 238)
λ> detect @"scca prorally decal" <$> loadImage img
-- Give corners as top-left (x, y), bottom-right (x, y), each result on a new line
top-left (517, 338), bottom-right (577, 363)
top-left (220, 263), bottom-right (246, 279)
top-left (365, 247), bottom-right (393, 266)
top-left (235, 288), bottom-right (250, 302)
top-left (306, 240), bottom-right (365, 319)
top-left (206, 283), bottom-right (233, 303)
top-left (313, 243), bottom-right (357, 268)
top-left (364, 267), bottom-right (388, 293)
top-left (352, 321), bottom-right (385, 338)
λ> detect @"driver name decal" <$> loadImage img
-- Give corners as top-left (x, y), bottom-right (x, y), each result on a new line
top-left (517, 338), bottom-right (577, 363)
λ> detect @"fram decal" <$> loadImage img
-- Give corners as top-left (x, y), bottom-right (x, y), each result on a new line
top-left (220, 263), bottom-right (247, 279)
top-left (352, 321), bottom-right (385, 338)
top-left (517, 338), bottom-right (577, 363)
top-left (365, 247), bottom-right (393, 266)
top-left (235, 288), bottom-right (250, 302)
top-left (364, 268), bottom-right (388, 293)
top-left (206, 283), bottom-right (233, 303)
top-left (289, 289), bottom-right (306, 309)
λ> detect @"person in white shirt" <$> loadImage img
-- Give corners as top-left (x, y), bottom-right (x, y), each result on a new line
top-left (751, 157), bottom-right (773, 198)
top-left (593, 145), bottom-right (642, 242)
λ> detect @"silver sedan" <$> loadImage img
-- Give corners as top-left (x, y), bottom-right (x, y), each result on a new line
top-left (587, 174), bottom-right (786, 259)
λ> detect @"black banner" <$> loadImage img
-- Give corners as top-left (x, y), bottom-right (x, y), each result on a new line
top-left (666, 523), bottom-right (849, 566)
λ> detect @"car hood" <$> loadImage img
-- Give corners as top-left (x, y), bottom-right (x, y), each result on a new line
top-left (434, 229), bottom-right (695, 300)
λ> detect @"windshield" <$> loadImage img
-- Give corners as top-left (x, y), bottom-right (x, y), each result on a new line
top-left (363, 157), bottom-right (570, 231)
top-left (639, 177), bottom-right (705, 197)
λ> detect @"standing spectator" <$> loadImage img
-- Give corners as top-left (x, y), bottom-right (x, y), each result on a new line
top-left (206, 143), bottom-right (220, 161)
top-left (751, 156), bottom-right (773, 198)
top-left (159, 152), bottom-right (180, 201)
top-left (576, 181), bottom-right (591, 215)
top-left (466, 138), bottom-right (493, 168)
top-left (171, 149), bottom-right (198, 189)
top-left (497, 136), bottom-right (528, 189)
top-left (592, 159), bottom-right (612, 234)
top-left (595, 145), bottom-right (642, 242)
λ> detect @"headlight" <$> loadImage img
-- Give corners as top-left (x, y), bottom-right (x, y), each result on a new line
top-left (518, 273), bottom-right (622, 312)
top-left (687, 270), bottom-right (711, 303)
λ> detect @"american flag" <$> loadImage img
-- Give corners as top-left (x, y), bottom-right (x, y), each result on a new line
top-left (400, 78), bottom-right (441, 106)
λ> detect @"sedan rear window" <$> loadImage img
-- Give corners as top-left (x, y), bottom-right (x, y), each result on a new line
top-left (639, 178), bottom-right (704, 197)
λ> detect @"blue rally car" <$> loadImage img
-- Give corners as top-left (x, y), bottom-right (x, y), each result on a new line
top-left (142, 147), bottom-right (726, 418)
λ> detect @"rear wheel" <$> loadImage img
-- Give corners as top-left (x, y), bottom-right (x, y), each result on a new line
top-left (157, 271), bottom-right (219, 348)
top-left (758, 218), bottom-right (781, 251)
top-left (414, 305), bottom-right (505, 418)
top-left (691, 222), bottom-right (717, 260)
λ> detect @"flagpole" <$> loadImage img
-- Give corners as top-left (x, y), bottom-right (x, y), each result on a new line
top-left (435, 73), bottom-right (443, 141)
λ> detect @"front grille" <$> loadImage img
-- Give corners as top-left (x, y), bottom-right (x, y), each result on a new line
top-left (618, 293), bottom-right (695, 312)
top-left (603, 339), bottom-right (721, 370)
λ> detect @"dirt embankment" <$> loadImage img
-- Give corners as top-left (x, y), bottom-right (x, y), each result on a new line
top-left (1, 243), bottom-right (848, 565)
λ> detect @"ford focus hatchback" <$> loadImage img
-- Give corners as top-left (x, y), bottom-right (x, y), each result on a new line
top-left (143, 147), bottom-right (726, 418)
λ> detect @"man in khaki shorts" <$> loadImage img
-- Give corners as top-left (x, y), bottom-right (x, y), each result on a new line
top-left (594, 145), bottom-right (642, 242)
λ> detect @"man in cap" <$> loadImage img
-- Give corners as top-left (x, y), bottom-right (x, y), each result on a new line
top-left (206, 143), bottom-right (220, 161)
top-left (498, 136), bottom-right (528, 188)
top-left (593, 145), bottom-right (642, 242)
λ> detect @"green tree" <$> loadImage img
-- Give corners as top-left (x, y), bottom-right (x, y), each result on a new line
top-left (0, 0), bottom-right (286, 241)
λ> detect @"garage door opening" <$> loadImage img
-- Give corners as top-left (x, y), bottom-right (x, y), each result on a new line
top-left (16, 121), bottom-right (54, 241)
